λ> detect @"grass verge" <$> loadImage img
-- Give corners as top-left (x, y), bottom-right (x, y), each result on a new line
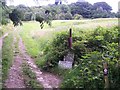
top-left (0, 24), bottom-right (14, 37)
top-left (2, 33), bottom-right (13, 84)
top-left (0, 30), bottom-right (3, 37)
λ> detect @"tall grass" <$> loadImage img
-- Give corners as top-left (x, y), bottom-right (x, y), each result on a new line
top-left (2, 33), bottom-right (13, 84)
top-left (19, 22), bottom-right (56, 58)
top-left (0, 24), bottom-right (14, 37)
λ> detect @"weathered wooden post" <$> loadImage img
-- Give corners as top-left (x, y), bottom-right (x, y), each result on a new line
top-left (103, 62), bottom-right (109, 89)
top-left (68, 28), bottom-right (72, 49)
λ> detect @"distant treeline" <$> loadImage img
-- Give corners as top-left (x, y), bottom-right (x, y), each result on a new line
top-left (1, 1), bottom-right (120, 25)
top-left (8, 2), bottom-right (119, 21)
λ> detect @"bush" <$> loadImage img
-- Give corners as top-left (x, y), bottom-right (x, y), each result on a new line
top-left (41, 31), bottom-right (87, 70)
top-left (61, 26), bottom-right (119, 88)
top-left (61, 51), bottom-right (104, 89)
top-left (42, 31), bottom-right (69, 70)
top-left (61, 51), bottom-right (119, 88)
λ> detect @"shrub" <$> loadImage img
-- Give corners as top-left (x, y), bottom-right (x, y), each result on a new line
top-left (61, 51), bottom-right (104, 89)
top-left (61, 26), bottom-right (119, 88)
top-left (41, 31), bottom-right (87, 70)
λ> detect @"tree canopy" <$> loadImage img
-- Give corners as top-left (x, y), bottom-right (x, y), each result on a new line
top-left (9, 9), bottom-right (23, 26)
top-left (0, 0), bottom-right (118, 26)
top-left (93, 2), bottom-right (112, 12)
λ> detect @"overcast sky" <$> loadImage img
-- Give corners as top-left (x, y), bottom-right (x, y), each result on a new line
top-left (6, 0), bottom-right (119, 12)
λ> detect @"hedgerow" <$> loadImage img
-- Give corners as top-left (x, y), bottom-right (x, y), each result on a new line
top-left (36, 26), bottom-right (119, 88)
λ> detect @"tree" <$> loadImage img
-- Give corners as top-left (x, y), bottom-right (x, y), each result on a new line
top-left (70, 2), bottom-right (93, 18)
top-left (91, 2), bottom-right (113, 18)
top-left (15, 4), bottom-right (32, 21)
top-left (1, 0), bottom-right (54, 26)
top-left (2, 0), bottom-right (115, 25)
top-left (115, 11), bottom-right (120, 18)
top-left (35, 10), bottom-right (52, 29)
top-left (33, 0), bottom-right (68, 5)
top-left (59, 4), bottom-right (70, 13)
top-left (93, 2), bottom-right (112, 12)
top-left (9, 9), bottom-right (22, 26)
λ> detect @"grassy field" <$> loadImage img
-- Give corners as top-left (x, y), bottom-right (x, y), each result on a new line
top-left (51, 18), bottom-right (117, 30)
top-left (19, 18), bottom-right (117, 57)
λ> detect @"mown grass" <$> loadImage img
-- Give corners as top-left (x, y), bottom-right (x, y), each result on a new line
top-left (22, 62), bottom-right (43, 89)
top-left (2, 33), bottom-right (13, 84)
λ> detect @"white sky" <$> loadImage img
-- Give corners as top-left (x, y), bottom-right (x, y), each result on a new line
top-left (6, 0), bottom-right (119, 12)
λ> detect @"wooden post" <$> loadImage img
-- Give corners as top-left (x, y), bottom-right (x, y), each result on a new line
top-left (68, 28), bottom-right (72, 49)
top-left (103, 62), bottom-right (109, 89)
top-left (69, 28), bottom-right (72, 37)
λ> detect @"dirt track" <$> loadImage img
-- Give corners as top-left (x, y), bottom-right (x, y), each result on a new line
top-left (4, 29), bottom-right (61, 88)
